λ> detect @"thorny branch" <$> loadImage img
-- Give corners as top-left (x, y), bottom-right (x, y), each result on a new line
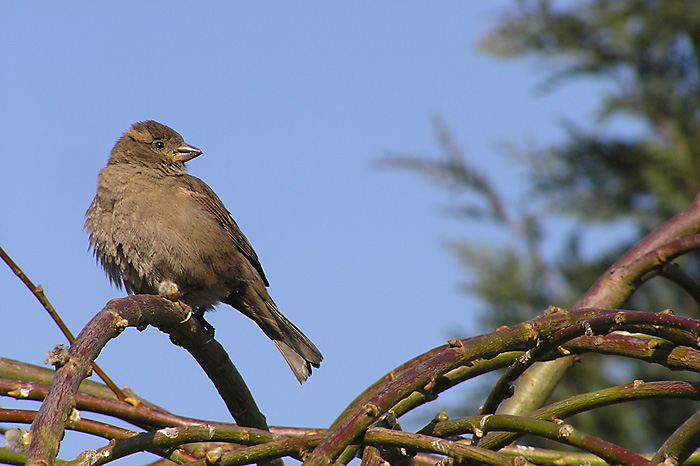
top-left (0, 246), bottom-right (125, 400)
top-left (5, 196), bottom-right (700, 465)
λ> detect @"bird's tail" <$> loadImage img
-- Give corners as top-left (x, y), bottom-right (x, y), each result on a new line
top-left (268, 304), bottom-right (323, 383)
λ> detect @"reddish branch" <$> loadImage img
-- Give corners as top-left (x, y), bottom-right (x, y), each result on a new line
top-left (0, 245), bottom-right (125, 400)
top-left (486, 193), bottom-right (700, 450)
top-left (25, 295), bottom-right (274, 466)
top-left (11, 195), bottom-right (700, 465)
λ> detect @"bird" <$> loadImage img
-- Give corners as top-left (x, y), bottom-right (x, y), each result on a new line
top-left (84, 120), bottom-right (322, 383)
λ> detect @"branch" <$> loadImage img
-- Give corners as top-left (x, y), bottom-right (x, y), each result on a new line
top-left (366, 420), bottom-right (649, 466)
top-left (390, 352), bottom-right (521, 418)
top-left (0, 408), bottom-right (135, 440)
top-left (0, 245), bottom-right (125, 400)
top-left (307, 308), bottom-right (700, 466)
top-left (0, 357), bottom-right (116, 400)
top-left (482, 309), bottom-right (700, 413)
top-left (498, 446), bottom-right (700, 466)
top-left (25, 295), bottom-right (272, 466)
top-left (657, 262), bottom-right (700, 308)
top-left (0, 379), bottom-right (251, 433)
top-left (364, 427), bottom-right (526, 466)
top-left (463, 381), bottom-right (700, 451)
top-left (304, 308), bottom-right (621, 466)
top-left (578, 193), bottom-right (700, 310)
top-left (62, 424), bottom-right (284, 466)
top-left (652, 408), bottom-right (700, 465)
top-left (497, 192), bottom-right (700, 416)
top-left (560, 334), bottom-right (700, 371)
top-left (330, 347), bottom-right (445, 429)
top-left (182, 432), bottom-right (328, 466)
top-left (0, 408), bottom-right (199, 464)
top-left (360, 445), bottom-right (384, 466)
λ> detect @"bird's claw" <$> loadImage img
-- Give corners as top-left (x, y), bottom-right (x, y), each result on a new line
top-left (194, 309), bottom-right (216, 338)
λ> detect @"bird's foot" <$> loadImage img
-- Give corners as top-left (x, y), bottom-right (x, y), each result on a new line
top-left (194, 309), bottom-right (216, 338)
top-left (158, 280), bottom-right (182, 301)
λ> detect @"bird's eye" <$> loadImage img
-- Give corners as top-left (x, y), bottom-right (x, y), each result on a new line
top-left (153, 140), bottom-right (165, 150)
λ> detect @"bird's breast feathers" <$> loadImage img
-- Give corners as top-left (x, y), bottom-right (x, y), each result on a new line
top-left (93, 167), bottom-right (236, 288)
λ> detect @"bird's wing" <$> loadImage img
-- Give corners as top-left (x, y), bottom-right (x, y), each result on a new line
top-left (178, 174), bottom-right (270, 286)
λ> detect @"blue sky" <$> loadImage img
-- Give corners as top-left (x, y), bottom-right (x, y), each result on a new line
top-left (1, 3), bottom-right (608, 463)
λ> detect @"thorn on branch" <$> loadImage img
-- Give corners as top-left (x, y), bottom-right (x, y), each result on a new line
top-left (364, 403), bottom-right (380, 418)
top-left (67, 408), bottom-right (81, 426)
top-left (8, 385), bottom-right (31, 399)
top-left (109, 312), bottom-right (130, 332)
top-left (124, 397), bottom-right (141, 407)
top-left (206, 446), bottom-right (224, 463)
top-left (447, 339), bottom-right (463, 348)
top-left (544, 306), bottom-right (566, 315)
top-left (557, 424), bottom-right (574, 440)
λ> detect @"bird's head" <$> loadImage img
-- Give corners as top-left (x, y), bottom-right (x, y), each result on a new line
top-left (108, 120), bottom-right (202, 173)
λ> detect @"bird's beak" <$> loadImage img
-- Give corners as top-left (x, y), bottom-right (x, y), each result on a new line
top-left (170, 143), bottom-right (203, 162)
